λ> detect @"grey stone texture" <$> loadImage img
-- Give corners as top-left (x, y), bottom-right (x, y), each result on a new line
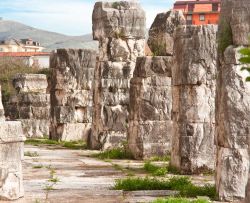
top-left (216, 1), bottom-right (250, 201)
top-left (50, 49), bottom-right (97, 142)
top-left (5, 74), bottom-right (50, 138)
top-left (148, 10), bottom-right (185, 56)
top-left (91, 1), bottom-right (146, 150)
top-left (128, 56), bottom-right (173, 159)
top-left (216, 46), bottom-right (250, 202)
top-left (0, 86), bottom-right (25, 200)
top-left (171, 25), bottom-right (217, 174)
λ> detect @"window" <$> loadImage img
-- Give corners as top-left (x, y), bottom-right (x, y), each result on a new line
top-left (186, 15), bottom-right (193, 25)
top-left (199, 14), bottom-right (205, 21)
top-left (187, 15), bottom-right (192, 21)
top-left (212, 3), bottom-right (219, 11)
top-left (188, 4), bottom-right (194, 12)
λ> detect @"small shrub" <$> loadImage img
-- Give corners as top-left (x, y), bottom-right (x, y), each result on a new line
top-left (112, 2), bottom-right (119, 9)
top-left (33, 165), bottom-right (43, 169)
top-left (239, 45), bottom-right (250, 81)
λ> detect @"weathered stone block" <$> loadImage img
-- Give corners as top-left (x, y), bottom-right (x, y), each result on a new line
top-left (173, 25), bottom-right (217, 86)
top-left (172, 85), bottom-right (215, 123)
top-left (13, 74), bottom-right (48, 94)
top-left (21, 119), bottom-right (50, 138)
top-left (92, 1), bottom-right (146, 40)
top-left (216, 147), bottom-right (249, 201)
top-left (50, 49), bottom-right (97, 141)
top-left (171, 122), bottom-right (215, 174)
top-left (0, 121), bottom-right (25, 200)
top-left (148, 10), bottom-right (185, 56)
top-left (219, 0), bottom-right (250, 46)
top-left (128, 121), bottom-right (172, 159)
top-left (171, 25), bottom-right (217, 174)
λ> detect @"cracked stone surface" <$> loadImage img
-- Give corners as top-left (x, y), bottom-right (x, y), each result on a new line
top-left (50, 49), bottom-right (97, 142)
top-left (128, 56), bottom-right (173, 159)
top-left (5, 74), bottom-right (50, 138)
top-left (91, 1), bottom-right (146, 150)
top-left (171, 25), bottom-right (217, 174)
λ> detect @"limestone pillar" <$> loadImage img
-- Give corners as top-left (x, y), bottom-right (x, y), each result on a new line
top-left (50, 49), bottom-right (97, 142)
top-left (0, 85), bottom-right (25, 200)
top-left (5, 74), bottom-right (50, 138)
top-left (91, 1), bottom-right (146, 150)
top-left (128, 56), bottom-right (173, 159)
top-left (171, 25), bottom-right (217, 174)
top-left (216, 1), bottom-right (250, 201)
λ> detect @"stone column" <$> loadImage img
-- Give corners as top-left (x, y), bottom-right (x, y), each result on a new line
top-left (5, 74), bottom-right (50, 138)
top-left (128, 56), bottom-right (173, 159)
top-left (50, 49), bottom-right (97, 142)
top-left (216, 0), bottom-right (250, 201)
top-left (0, 85), bottom-right (25, 200)
top-left (171, 25), bottom-right (217, 174)
top-left (91, 1), bottom-right (146, 150)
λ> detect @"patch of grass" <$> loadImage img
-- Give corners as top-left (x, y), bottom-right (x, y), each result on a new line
top-left (24, 151), bottom-right (39, 157)
top-left (149, 155), bottom-right (171, 162)
top-left (61, 141), bottom-right (87, 150)
top-left (44, 185), bottom-right (55, 191)
top-left (143, 161), bottom-right (167, 176)
top-left (33, 165), bottom-right (43, 169)
top-left (167, 165), bottom-right (181, 175)
top-left (153, 197), bottom-right (210, 203)
top-left (25, 138), bottom-right (87, 150)
top-left (218, 19), bottom-right (233, 54)
top-left (48, 177), bottom-right (60, 183)
top-left (113, 176), bottom-right (216, 200)
top-left (93, 148), bottom-right (134, 160)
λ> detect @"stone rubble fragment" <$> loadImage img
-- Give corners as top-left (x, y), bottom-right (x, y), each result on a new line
top-left (148, 10), bottom-right (185, 56)
top-left (5, 74), bottom-right (50, 138)
top-left (171, 25), bottom-right (217, 174)
top-left (50, 49), bottom-right (97, 142)
top-left (0, 85), bottom-right (25, 200)
top-left (128, 56), bottom-right (173, 159)
top-left (91, 1), bottom-right (146, 150)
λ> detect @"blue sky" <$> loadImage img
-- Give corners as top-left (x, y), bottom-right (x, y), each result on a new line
top-left (0, 0), bottom-right (175, 36)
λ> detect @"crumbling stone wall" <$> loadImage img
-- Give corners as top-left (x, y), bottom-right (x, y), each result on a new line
top-left (50, 49), bottom-right (97, 142)
top-left (0, 85), bottom-right (25, 200)
top-left (216, 0), bottom-right (250, 201)
top-left (91, 1), bottom-right (146, 149)
top-left (148, 10), bottom-right (185, 56)
top-left (171, 25), bottom-right (217, 174)
top-left (5, 74), bottom-right (50, 138)
top-left (128, 56), bottom-right (173, 159)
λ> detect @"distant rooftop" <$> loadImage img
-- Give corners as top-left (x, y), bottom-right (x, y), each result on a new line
top-left (0, 52), bottom-right (50, 57)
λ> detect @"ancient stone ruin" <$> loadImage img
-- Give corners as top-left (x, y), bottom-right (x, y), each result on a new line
top-left (50, 49), bottom-right (97, 141)
top-left (148, 10), bottom-right (185, 56)
top-left (128, 56), bottom-right (173, 159)
top-left (0, 85), bottom-right (25, 200)
top-left (91, 1), bottom-right (146, 149)
top-left (216, 0), bottom-right (250, 201)
top-left (171, 25), bottom-right (217, 174)
top-left (5, 74), bottom-right (50, 138)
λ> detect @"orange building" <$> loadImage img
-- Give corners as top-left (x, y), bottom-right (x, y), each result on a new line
top-left (173, 0), bottom-right (221, 25)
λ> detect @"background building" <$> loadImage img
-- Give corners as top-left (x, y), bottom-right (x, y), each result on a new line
top-left (173, 0), bottom-right (221, 25)
top-left (0, 38), bottom-right (44, 52)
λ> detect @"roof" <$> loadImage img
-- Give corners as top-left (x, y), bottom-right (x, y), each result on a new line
top-left (174, 0), bottom-right (220, 5)
top-left (0, 52), bottom-right (50, 57)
